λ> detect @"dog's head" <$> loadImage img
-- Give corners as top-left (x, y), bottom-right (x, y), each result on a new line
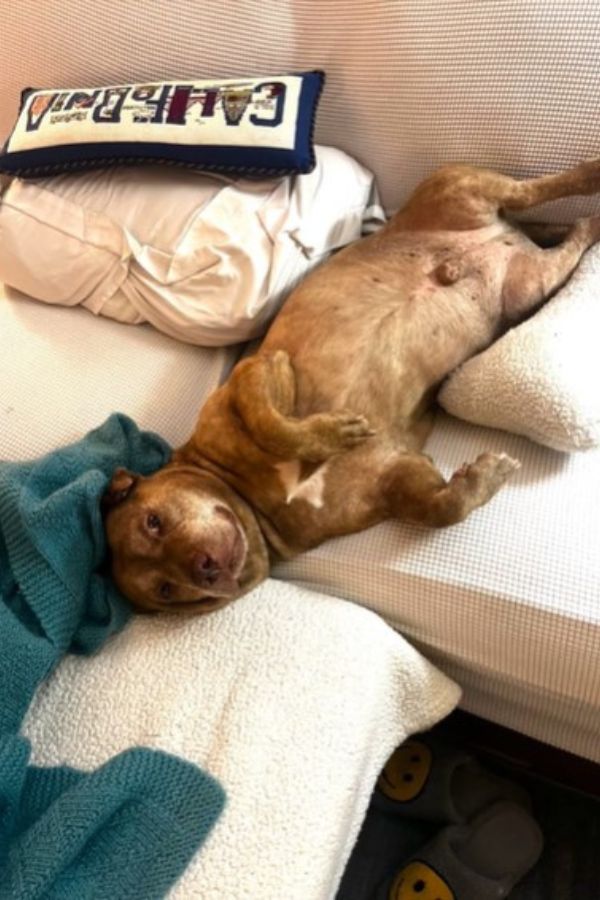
top-left (102, 464), bottom-right (269, 614)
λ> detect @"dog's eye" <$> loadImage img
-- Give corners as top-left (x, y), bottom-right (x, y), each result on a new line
top-left (159, 582), bottom-right (172, 601)
top-left (146, 513), bottom-right (161, 532)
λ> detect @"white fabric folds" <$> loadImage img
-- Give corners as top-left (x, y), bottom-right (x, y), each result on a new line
top-left (0, 145), bottom-right (383, 345)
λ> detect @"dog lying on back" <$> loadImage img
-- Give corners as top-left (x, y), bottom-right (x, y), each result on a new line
top-left (104, 159), bottom-right (600, 613)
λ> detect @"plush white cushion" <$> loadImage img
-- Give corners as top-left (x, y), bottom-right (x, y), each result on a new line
top-left (438, 245), bottom-right (600, 452)
top-left (0, 145), bottom-right (383, 346)
top-left (23, 580), bottom-right (459, 900)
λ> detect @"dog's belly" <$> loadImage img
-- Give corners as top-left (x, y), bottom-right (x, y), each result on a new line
top-left (263, 274), bottom-right (499, 437)
top-left (260, 222), bottom-right (525, 437)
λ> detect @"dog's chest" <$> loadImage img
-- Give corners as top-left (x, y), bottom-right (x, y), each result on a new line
top-left (274, 460), bottom-right (328, 508)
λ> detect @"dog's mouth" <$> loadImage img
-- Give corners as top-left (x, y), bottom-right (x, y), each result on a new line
top-left (216, 504), bottom-right (248, 579)
top-left (228, 524), bottom-right (246, 578)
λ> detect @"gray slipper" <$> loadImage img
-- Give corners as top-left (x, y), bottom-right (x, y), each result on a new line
top-left (373, 801), bottom-right (544, 900)
top-left (374, 737), bottom-right (530, 823)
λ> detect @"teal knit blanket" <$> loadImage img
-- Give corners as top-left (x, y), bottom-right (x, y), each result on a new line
top-left (0, 415), bottom-right (225, 899)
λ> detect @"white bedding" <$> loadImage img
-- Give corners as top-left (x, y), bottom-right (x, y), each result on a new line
top-left (22, 579), bottom-right (459, 900)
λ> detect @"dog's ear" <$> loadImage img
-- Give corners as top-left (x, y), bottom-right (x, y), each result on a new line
top-left (102, 467), bottom-right (139, 510)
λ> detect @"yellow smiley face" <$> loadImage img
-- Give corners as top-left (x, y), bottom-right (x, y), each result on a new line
top-left (377, 740), bottom-right (433, 802)
top-left (389, 861), bottom-right (455, 900)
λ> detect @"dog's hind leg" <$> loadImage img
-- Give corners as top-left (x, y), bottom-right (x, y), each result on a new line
top-left (381, 451), bottom-right (520, 527)
top-left (515, 221), bottom-right (572, 248)
top-left (395, 159), bottom-right (600, 231)
top-left (502, 216), bottom-right (600, 320)
top-left (501, 158), bottom-right (600, 212)
top-left (229, 350), bottom-right (375, 462)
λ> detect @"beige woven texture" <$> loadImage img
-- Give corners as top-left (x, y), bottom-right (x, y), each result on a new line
top-left (3, 0), bottom-right (600, 217)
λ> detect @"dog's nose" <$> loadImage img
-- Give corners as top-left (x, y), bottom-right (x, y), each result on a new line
top-left (192, 553), bottom-right (221, 585)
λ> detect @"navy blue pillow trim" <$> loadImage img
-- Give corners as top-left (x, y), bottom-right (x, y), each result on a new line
top-left (0, 142), bottom-right (312, 177)
top-left (293, 70), bottom-right (324, 175)
top-left (0, 71), bottom-right (325, 179)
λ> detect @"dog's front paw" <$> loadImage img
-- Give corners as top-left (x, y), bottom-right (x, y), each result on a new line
top-left (331, 411), bottom-right (377, 447)
top-left (300, 410), bottom-right (376, 461)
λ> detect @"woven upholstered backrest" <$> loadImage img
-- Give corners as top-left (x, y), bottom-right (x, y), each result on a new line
top-left (2, 0), bottom-right (600, 217)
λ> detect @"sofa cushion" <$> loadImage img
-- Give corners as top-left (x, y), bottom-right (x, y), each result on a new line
top-left (274, 411), bottom-right (600, 763)
top-left (0, 285), bottom-right (237, 460)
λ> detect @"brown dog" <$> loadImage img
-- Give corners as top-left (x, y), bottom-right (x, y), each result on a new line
top-left (104, 159), bottom-right (600, 613)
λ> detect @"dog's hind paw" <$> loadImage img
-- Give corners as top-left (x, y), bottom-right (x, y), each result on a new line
top-left (496, 452), bottom-right (521, 474)
top-left (452, 451), bottom-right (521, 498)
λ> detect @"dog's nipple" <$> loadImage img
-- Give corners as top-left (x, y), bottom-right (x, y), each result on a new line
top-left (433, 259), bottom-right (462, 285)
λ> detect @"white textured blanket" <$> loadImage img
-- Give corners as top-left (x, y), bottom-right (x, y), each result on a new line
top-left (23, 579), bottom-right (459, 900)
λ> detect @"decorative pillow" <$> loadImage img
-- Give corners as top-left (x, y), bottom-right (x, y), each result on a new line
top-left (0, 72), bottom-right (324, 178)
top-left (0, 145), bottom-right (384, 346)
top-left (438, 244), bottom-right (600, 452)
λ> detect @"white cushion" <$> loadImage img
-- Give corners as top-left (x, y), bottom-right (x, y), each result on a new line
top-left (438, 244), bottom-right (600, 452)
top-left (23, 579), bottom-right (459, 899)
top-left (0, 145), bottom-right (383, 346)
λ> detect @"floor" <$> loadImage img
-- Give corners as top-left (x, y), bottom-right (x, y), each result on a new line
top-left (337, 724), bottom-right (600, 900)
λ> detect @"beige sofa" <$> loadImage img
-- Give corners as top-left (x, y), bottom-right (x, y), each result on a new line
top-left (1, 1), bottom-right (599, 765)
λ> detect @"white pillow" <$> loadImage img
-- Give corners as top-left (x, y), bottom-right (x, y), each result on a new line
top-left (438, 244), bottom-right (600, 452)
top-left (0, 145), bottom-right (384, 346)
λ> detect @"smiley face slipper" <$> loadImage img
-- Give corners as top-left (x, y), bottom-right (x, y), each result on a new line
top-left (374, 737), bottom-right (530, 824)
top-left (373, 800), bottom-right (544, 900)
